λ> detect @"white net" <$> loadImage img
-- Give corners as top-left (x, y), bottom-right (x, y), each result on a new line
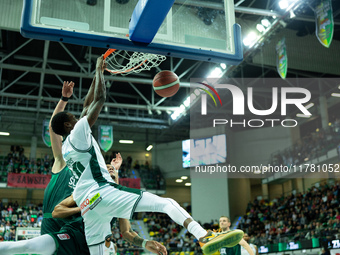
top-left (104, 49), bottom-right (166, 76)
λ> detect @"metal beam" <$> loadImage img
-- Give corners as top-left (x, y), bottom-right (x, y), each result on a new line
top-left (0, 39), bottom-right (33, 64)
top-left (1, 80), bottom-right (141, 100)
top-left (35, 41), bottom-right (50, 125)
top-left (0, 61), bottom-right (41, 93)
top-left (128, 82), bottom-right (152, 107)
top-left (0, 63), bottom-right (192, 87)
top-left (295, 16), bottom-right (340, 26)
top-left (235, 6), bottom-right (281, 17)
top-left (59, 42), bottom-right (87, 73)
top-left (0, 104), bottom-right (169, 125)
top-left (175, 0), bottom-right (282, 17)
top-left (0, 93), bottom-right (179, 111)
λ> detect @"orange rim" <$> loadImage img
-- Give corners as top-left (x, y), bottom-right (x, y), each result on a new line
top-left (103, 49), bottom-right (116, 60)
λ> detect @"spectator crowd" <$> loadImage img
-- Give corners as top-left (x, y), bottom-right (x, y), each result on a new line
top-left (271, 126), bottom-right (340, 167)
top-left (1, 145), bottom-right (54, 179)
top-left (240, 181), bottom-right (340, 247)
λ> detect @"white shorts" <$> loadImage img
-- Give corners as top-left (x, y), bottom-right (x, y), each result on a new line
top-left (78, 183), bottom-right (143, 246)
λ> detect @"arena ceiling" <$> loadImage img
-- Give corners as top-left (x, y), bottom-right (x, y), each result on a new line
top-left (0, 0), bottom-right (340, 150)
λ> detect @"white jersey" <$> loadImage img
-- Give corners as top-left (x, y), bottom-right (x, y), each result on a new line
top-left (103, 242), bottom-right (117, 255)
top-left (62, 116), bottom-right (114, 204)
top-left (241, 243), bottom-right (256, 255)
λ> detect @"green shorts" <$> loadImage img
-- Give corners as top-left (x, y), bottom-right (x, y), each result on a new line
top-left (48, 218), bottom-right (90, 255)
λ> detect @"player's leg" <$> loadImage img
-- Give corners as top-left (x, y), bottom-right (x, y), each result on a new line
top-left (88, 243), bottom-right (106, 255)
top-left (134, 192), bottom-right (244, 255)
top-left (0, 234), bottom-right (56, 255)
top-left (135, 192), bottom-right (207, 239)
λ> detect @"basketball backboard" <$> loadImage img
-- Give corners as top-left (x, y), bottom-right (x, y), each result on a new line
top-left (21, 0), bottom-right (242, 64)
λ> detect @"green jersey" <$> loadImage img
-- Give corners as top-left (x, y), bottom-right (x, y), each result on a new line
top-left (41, 166), bottom-right (78, 235)
top-left (220, 244), bottom-right (241, 255)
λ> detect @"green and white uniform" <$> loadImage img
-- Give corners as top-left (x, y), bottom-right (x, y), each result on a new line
top-left (241, 243), bottom-right (256, 255)
top-left (62, 117), bottom-right (142, 247)
top-left (103, 242), bottom-right (116, 255)
top-left (41, 166), bottom-right (77, 234)
top-left (220, 244), bottom-right (241, 255)
top-left (41, 164), bottom-right (90, 255)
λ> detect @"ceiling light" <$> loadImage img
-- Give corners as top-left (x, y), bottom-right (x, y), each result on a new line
top-left (0, 132), bottom-right (10, 136)
top-left (119, 140), bottom-right (134, 144)
top-left (332, 93), bottom-right (340, 97)
top-left (146, 145), bottom-right (153, 151)
top-left (185, 183), bottom-right (191, 186)
top-left (261, 19), bottom-right (271, 27)
top-left (316, 128), bottom-right (319, 132)
top-left (207, 67), bottom-right (223, 78)
top-left (183, 96), bottom-right (190, 107)
top-left (256, 24), bottom-right (265, 33)
top-left (329, 122), bottom-right (332, 126)
top-left (179, 104), bottom-right (185, 113)
top-left (176, 179), bottom-right (183, 183)
top-left (145, 153), bottom-right (149, 157)
top-left (243, 32), bottom-right (258, 47)
top-left (220, 63), bottom-right (227, 70)
top-left (279, 0), bottom-right (289, 9)
top-left (305, 103), bottom-right (314, 109)
top-left (181, 176), bottom-right (188, 180)
top-left (190, 93), bottom-right (197, 101)
top-left (296, 113), bottom-right (311, 118)
top-left (171, 113), bottom-right (178, 120)
top-left (289, 9), bottom-right (296, 18)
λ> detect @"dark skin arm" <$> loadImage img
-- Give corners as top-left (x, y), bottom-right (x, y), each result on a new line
top-left (86, 55), bottom-right (106, 127)
top-left (52, 194), bottom-right (80, 218)
top-left (49, 81), bottom-right (74, 173)
top-left (53, 156), bottom-right (121, 218)
top-left (80, 77), bottom-right (96, 119)
top-left (119, 218), bottom-right (167, 254)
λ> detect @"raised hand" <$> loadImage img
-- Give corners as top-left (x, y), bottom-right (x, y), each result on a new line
top-left (62, 81), bottom-right (74, 98)
top-left (96, 55), bottom-right (105, 72)
top-left (145, 240), bottom-right (168, 255)
top-left (111, 153), bottom-right (122, 170)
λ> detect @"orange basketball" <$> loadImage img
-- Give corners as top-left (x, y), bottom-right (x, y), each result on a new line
top-left (153, 71), bottom-right (180, 97)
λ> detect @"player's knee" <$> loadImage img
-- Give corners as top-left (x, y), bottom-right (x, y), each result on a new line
top-left (24, 241), bottom-right (37, 252)
top-left (164, 198), bottom-right (181, 210)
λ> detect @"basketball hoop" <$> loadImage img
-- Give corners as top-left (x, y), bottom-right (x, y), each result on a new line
top-left (103, 49), bottom-right (166, 76)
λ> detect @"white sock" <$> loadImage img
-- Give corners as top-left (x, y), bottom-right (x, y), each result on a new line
top-left (0, 234), bottom-right (56, 255)
top-left (187, 221), bottom-right (208, 240)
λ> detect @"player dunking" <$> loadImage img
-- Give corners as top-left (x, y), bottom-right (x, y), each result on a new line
top-left (50, 55), bottom-right (243, 255)
top-left (0, 81), bottom-right (91, 255)
top-left (53, 161), bottom-right (167, 254)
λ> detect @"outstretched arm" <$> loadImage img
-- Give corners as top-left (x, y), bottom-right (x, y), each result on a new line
top-left (239, 239), bottom-right (255, 255)
top-left (49, 81), bottom-right (74, 174)
top-left (80, 77), bottom-right (96, 119)
top-left (86, 56), bottom-right (106, 127)
top-left (52, 194), bottom-right (80, 218)
top-left (119, 218), bottom-right (167, 255)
